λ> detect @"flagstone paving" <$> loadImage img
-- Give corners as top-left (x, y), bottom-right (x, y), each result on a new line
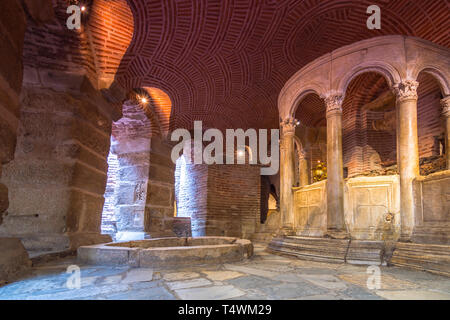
top-left (0, 244), bottom-right (449, 300)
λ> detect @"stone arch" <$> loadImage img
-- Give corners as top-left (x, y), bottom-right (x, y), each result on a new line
top-left (337, 62), bottom-right (401, 98)
top-left (414, 67), bottom-right (450, 97)
top-left (289, 87), bottom-right (326, 119)
top-left (279, 36), bottom-right (450, 121)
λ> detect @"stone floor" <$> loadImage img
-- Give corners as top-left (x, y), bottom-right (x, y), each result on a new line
top-left (1, 244), bottom-right (449, 300)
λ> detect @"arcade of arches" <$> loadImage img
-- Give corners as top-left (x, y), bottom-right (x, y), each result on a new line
top-left (0, 0), bottom-right (449, 299)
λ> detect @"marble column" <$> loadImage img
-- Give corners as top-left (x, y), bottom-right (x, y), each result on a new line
top-left (324, 94), bottom-right (347, 238)
top-left (298, 148), bottom-right (310, 187)
top-left (279, 118), bottom-right (296, 233)
top-left (441, 97), bottom-right (450, 169)
top-left (393, 80), bottom-right (420, 241)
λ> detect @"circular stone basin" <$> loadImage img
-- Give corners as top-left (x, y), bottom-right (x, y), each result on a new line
top-left (77, 237), bottom-right (253, 268)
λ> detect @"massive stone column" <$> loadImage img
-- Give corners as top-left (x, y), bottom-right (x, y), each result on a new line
top-left (0, 75), bottom-right (118, 254)
top-left (110, 102), bottom-right (152, 241)
top-left (298, 148), bottom-right (310, 187)
top-left (393, 80), bottom-right (420, 241)
top-left (324, 94), bottom-right (347, 238)
top-left (442, 97), bottom-right (450, 170)
top-left (279, 118), bottom-right (296, 233)
top-left (0, 0), bottom-right (26, 225)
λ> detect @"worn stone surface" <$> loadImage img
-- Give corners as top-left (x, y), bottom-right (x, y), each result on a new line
top-left (1, 243), bottom-right (450, 300)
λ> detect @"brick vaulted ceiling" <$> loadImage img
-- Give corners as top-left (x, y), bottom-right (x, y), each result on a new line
top-left (102, 0), bottom-right (450, 132)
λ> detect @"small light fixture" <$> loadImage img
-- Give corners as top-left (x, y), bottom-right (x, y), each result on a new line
top-left (81, 6), bottom-right (86, 12)
top-left (140, 97), bottom-right (148, 104)
top-left (237, 150), bottom-right (245, 157)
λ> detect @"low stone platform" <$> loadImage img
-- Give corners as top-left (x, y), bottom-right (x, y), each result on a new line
top-left (268, 236), bottom-right (389, 265)
top-left (391, 242), bottom-right (450, 277)
top-left (78, 237), bottom-right (253, 269)
top-left (268, 236), bottom-right (350, 263)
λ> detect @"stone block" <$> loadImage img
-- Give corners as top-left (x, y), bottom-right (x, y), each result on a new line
top-left (147, 183), bottom-right (172, 207)
top-left (391, 242), bottom-right (450, 277)
top-left (149, 164), bottom-right (174, 183)
top-left (68, 190), bottom-right (105, 233)
top-left (70, 162), bottom-right (107, 195)
top-left (119, 165), bottom-right (149, 182)
top-left (0, 237), bottom-right (31, 284)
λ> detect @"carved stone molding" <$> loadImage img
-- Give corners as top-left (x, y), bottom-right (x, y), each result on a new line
top-left (392, 80), bottom-right (419, 102)
top-left (323, 94), bottom-right (344, 116)
top-left (441, 96), bottom-right (450, 118)
top-left (280, 117), bottom-right (297, 136)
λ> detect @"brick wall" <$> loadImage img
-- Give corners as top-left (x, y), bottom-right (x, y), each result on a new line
top-left (175, 161), bottom-right (261, 239)
top-left (101, 151), bottom-right (118, 237)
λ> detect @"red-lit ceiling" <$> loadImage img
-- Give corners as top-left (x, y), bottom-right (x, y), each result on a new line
top-left (96, 0), bottom-right (449, 131)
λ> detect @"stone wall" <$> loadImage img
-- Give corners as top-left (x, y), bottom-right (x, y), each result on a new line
top-left (412, 170), bottom-right (450, 245)
top-left (292, 175), bottom-right (401, 241)
top-left (144, 137), bottom-right (177, 237)
top-left (0, 0), bottom-right (26, 225)
top-left (0, 0), bottom-right (32, 282)
top-left (293, 180), bottom-right (327, 237)
top-left (176, 163), bottom-right (208, 236)
top-left (344, 175), bottom-right (400, 241)
top-left (0, 82), bottom-right (113, 254)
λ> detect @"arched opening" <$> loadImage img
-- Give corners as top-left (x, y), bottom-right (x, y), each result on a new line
top-left (416, 72), bottom-right (446, 175)
top-left (100, 86), bottom-right (177, 240)
top-left (294, 92), bottom-right (327, 186)
top-left (101, 99), bottom-right (153, 241)
top-left (342, 72), bottom-right (396, 178)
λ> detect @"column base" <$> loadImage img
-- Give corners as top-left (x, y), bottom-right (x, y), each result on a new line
top-left (277, 226), bottom-right (295, 236)
top-left (325, 229), bottom-right (350, 240)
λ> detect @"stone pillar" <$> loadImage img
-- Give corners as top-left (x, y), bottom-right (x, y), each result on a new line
top-left (393, 80), bottom-right (420, 241)
top-left (0, 77), bottom-right (116, 253)
top-left (110, 102), bottom-right (152, 241)
top-left (144, 137), bottom-right (176, 238)
top-left (324, 94), bottom-right (347, 238)
top-left (279, 118), bottom-right (296, 233)
top-left (441, 97), bottom-right (450, 169)
top-left (0, 0), bottom-right (26, 225)
top-left (298, 148), bottom-right (310, 187)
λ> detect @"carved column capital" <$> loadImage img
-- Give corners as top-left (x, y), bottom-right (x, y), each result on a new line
top-left (280, 117), bottom-right (297, 136)
top-left (441, 96), bottom-right (450, 118)
top-left (323, 94), bottom-right (344, 116)
top-left (297, 148), bottom-right (307, 160)
top-left (392, 80), bottom-right (419, 102)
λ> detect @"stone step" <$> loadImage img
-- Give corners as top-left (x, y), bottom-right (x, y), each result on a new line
top-left (391, 242), bottom-right (450, 277)
top-left (268, 236), bottom-right (350, 263)
top-left (268, 236), bottom-right (389, 265)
